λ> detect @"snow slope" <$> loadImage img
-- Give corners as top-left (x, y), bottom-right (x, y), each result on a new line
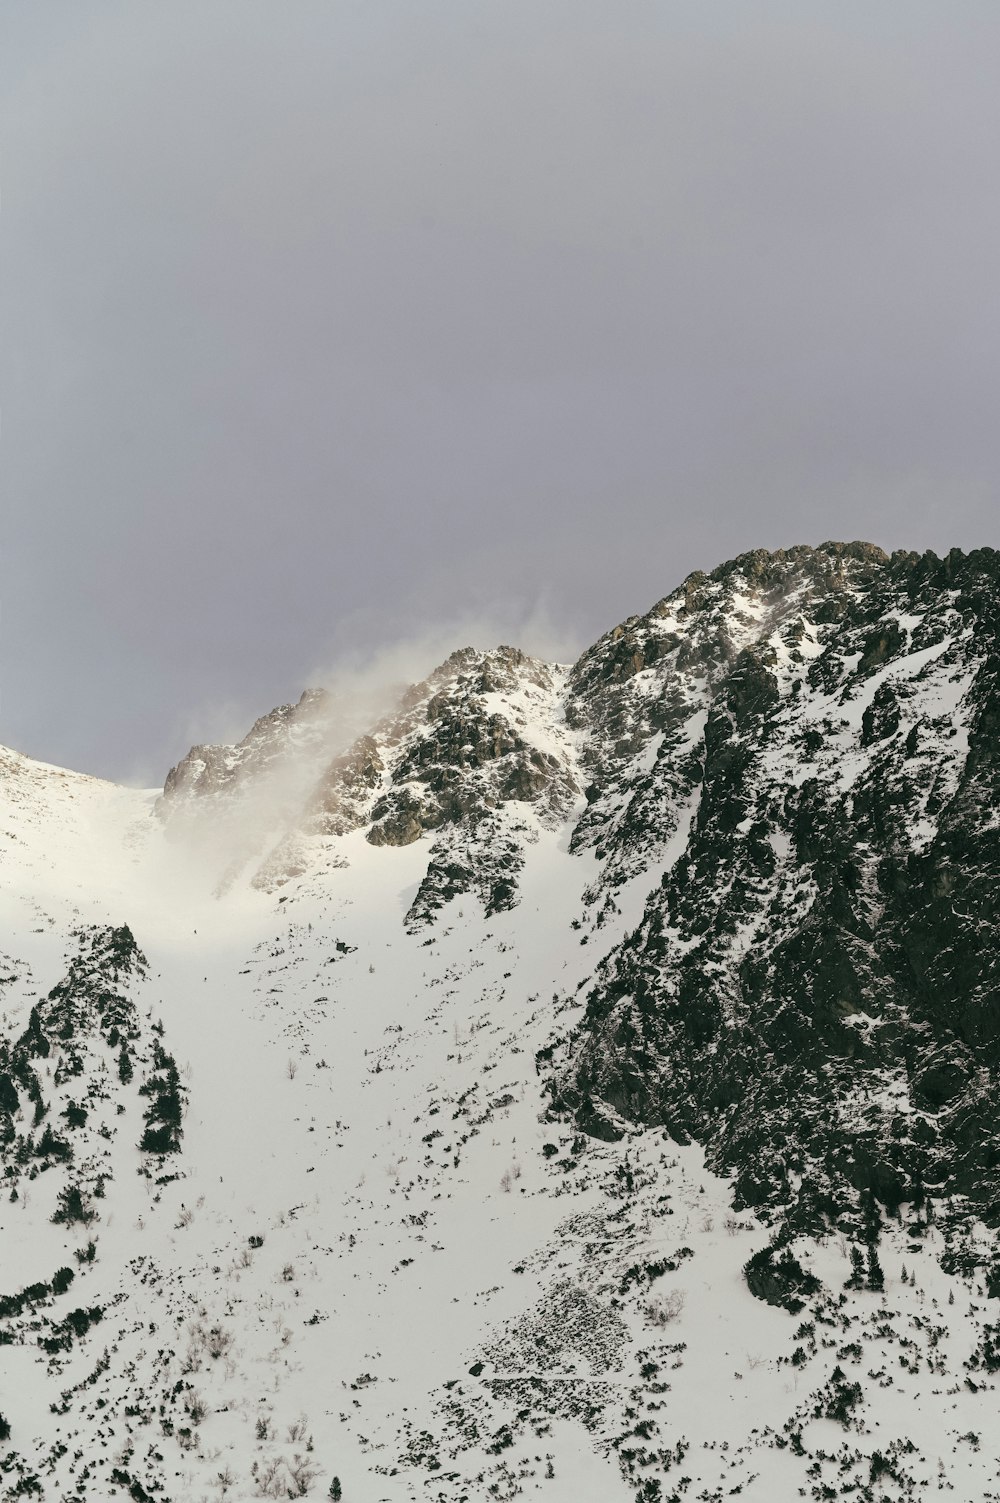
top-left (4, 544), bottom-right (1000, 1503)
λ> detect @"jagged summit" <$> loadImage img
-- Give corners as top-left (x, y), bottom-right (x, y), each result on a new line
top-left (154, 541), bottom-right (1000, 915)
top-left (253, 643), bottom-right (578, 924)
top-left (572, 540), bottom-right (986, 704)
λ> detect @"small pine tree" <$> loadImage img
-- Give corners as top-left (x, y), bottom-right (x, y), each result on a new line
top-left (0, 1072), bottom-right (18, 1115)
top-left (118, 1046), bottom-right (133, 1085)
top-left (329, 1479), bottom-right (342, 1502)
top-left (860, 1187), bottom-right (882, 1243)
top-left (51, 1266), bottom-right (75, 1296)
top-left (845, 1245), bottom-right (865, 1289)
top-left (139, 1044), bottom-right (184, 1153)
top-left (866, 1242), bottom-right (885, 1292)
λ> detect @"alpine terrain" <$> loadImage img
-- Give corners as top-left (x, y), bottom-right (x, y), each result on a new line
top-left (4, 541), bottom-right (1000, 1503)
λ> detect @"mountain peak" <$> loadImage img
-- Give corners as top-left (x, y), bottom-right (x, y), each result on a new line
top-left (6, 543), bottom-right (1000, 1499)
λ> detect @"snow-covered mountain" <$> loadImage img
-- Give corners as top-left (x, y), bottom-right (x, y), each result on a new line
top-left (3, 542), bottom-right (1000, 1502)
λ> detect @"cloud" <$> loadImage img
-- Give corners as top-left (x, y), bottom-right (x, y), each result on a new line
top-left (149, 595), bottom-right (582, 890)
top-left (305, 597), bottom-right (583, 707)
top-left (3, 1), bottom-right (999, 779)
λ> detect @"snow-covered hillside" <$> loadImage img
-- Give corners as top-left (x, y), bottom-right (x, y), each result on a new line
top-left (4, 543), bottom-right (1000, 1503)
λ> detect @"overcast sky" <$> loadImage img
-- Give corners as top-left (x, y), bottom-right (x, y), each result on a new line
top-left (3, 1), bottom-right (999, 781)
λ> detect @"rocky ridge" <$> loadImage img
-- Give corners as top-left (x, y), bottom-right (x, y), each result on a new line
top-left (157, 542), bottom-right (1000, 1266)
top-left (157, 544), bottom-right (1000, 1263)
top-left (555, 545), bottom-right (1000, 1253)
top-left (175, 646), bottom-right (581, 927)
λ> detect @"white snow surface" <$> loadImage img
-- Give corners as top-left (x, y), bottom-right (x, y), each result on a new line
top-left (1, 566), bottom-right (999, 1501)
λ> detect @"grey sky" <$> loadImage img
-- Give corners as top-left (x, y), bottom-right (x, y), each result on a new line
top-left (3, 1), bottom-right (999, 782)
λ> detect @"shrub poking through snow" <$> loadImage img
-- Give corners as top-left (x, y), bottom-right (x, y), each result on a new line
top-left (51, 1183), bottom-right (95, 1226)
top-left (645, 1289), bottom-right (685, 1325)
top-left (812, 1365), bottom-right (865, 1428)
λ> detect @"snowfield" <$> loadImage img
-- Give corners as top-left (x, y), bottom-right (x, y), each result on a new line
top-left (4, 544), bottom-right (1000, 1501)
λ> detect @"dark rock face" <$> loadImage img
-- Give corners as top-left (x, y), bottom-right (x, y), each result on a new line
top-left (553, 544), bottom-right (1000, 1247)
top-left (565, 543), bottom-right (891, 891)
top-left (0, 926), bottom-right (175, 1236)
top-left (251, 646), bottom-right (578, 918)
top-left (364, 647), bottom-right (574, 848)
top-left (160, 648), bottom-right (577, 909)
top-left (159, 541), bottom-right (1000, 1263)
top-left (360, 647), bottom-right (578, 926)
